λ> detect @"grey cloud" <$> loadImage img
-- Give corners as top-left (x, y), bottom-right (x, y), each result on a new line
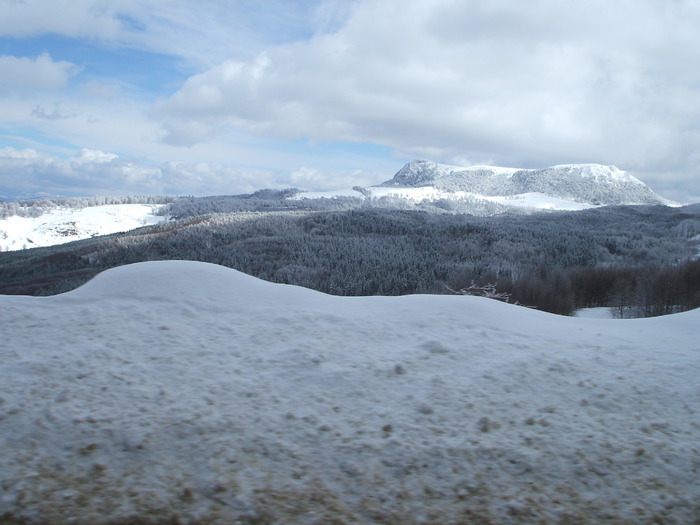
top-left (0, 53), bottom-right (78, 94)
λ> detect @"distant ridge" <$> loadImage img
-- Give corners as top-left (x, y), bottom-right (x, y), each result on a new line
top-left (381, 160), bottom-right (670, 206)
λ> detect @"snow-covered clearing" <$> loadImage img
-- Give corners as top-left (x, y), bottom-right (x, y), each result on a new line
top-left (1, 261), bottom-right (699, 524)
top-left (0, 204), bottom-right (166, 252)
top-left (290, 186), bottom-right (594, 211)
top-left (573, 307), bottom-right (614, 319)
top-left (480, 192), bottom-right (594, 211)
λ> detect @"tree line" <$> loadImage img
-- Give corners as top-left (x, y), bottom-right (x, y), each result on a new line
top-left (0, 204), bottom-right (698, 317)
top-left (0, 195), bottom-right (174, 219)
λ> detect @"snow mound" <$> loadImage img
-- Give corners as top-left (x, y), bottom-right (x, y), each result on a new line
top-left (1, 261), bottom-right (699, 524)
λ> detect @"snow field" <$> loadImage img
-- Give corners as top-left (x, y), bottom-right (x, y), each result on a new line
top-left (0, 204), bottom-right (166, 251)
top-left (1, 261), bottom-right (699, 523)
top-left (290, 186), bottom-right (595, 211)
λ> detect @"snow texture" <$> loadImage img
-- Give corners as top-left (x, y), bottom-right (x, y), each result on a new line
top-left (1, 261), bottom-right (699, 524)
top-left (573, 307), bottom-right (615, 319)
top-left (0, 204), bottom-right (166, 252)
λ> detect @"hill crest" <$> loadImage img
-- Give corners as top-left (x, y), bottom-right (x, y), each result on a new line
top-left (380, 160), bottom-right (669, 206)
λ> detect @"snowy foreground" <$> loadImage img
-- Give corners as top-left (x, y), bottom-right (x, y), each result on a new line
top-left (1, 261), bottom-right (699, 524)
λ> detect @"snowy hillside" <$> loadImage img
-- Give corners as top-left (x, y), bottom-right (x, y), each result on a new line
top-left (291, 185), bottom-right (594, 211)
top-left (1, 261), bottom-right (699, 524)
top-left (0, 160), bottom-right (675, 254)
top-left (379, 160), bottom-right (672, 206)
top-left (0, 204), bottom-right (167, 251)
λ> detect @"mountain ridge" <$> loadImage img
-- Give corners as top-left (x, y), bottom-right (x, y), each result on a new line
top-left (380, 160), bottom-right (669, 206)
top-left (0, 160), bottom-right (680, 252)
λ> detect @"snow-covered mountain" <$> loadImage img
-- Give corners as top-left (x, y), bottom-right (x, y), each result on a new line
top-left (0, 204), bottom-right (167, 252)
top-left (289, 160), bottom-right (675, 212)
top-left (380, 160), bottom-right (671, 206)
top-left (1, 260), bottom-right (698, 523)
top-left (0, 160), bottom-right (676, 254)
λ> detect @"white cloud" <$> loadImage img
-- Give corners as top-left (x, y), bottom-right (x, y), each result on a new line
top-left (153, 0), bottom-right (700, 195)
top-left (0, 53), bottom-right (78, 94)
top-left (288, 166), bottom-right (378, 190)
top-left (0, 147), bottom-right (158, 193)
top-left (311, 0), bottom-right (356, 34)
top-left (0, 147), bottom-right (316, 197)
top-left (0, 0), bottom-right (332, 69)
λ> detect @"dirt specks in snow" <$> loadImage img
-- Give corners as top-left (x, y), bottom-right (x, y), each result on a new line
top-left (1, 261), bottom-right (700, 524)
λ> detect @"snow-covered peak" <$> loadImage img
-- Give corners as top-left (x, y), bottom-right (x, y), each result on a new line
top-left (383, 159), bottom-right (459, 186)
top-left (385, 160), bottom-right (522, 186)
top-left (460, 164), bottom-right (522, 176)
top-left (380, 160), bottom-right (669, 206)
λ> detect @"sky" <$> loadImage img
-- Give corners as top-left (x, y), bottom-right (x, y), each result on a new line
top-left (0, 0), bottom-right (699, 202)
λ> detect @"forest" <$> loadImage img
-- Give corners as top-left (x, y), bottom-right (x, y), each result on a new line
top-left (0, 199), bottom-right (698, 317)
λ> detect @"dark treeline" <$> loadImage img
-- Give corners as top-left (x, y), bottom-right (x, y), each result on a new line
top-left (0, 205), bottom-right (699, 316)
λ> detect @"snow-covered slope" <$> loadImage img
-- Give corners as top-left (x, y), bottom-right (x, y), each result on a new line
top-left (380, 160), bottom-right (672, 206)
top-left (0, 204), bottom-right (167, 251)
top-left (1, 261), bottom-right (698, 524)
top-left (370, 186), bottom-right (594, 211)
top-left (290, 160), bottom-right (674, 212)
top-left (289, 184), bottom-right (593, 212)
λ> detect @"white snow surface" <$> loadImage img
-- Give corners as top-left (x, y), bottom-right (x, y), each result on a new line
top-left (1, 261), bottom-right (699, 524)
top-left (476, 192), bottom-right (594, 211)
top-left (573, 307), bottom-right (615, 319)
top-left (0, 204), bottom-right (166, 252)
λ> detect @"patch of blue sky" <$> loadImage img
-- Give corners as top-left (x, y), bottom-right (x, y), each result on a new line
top-left (230, 0), bottom-right (322, 45)
top-left (114, 13), bottom-right (148, 34)
top-left (0, 125), bottom-right (81, 156)
top-left (0, 35), bottom-right (188, 98)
